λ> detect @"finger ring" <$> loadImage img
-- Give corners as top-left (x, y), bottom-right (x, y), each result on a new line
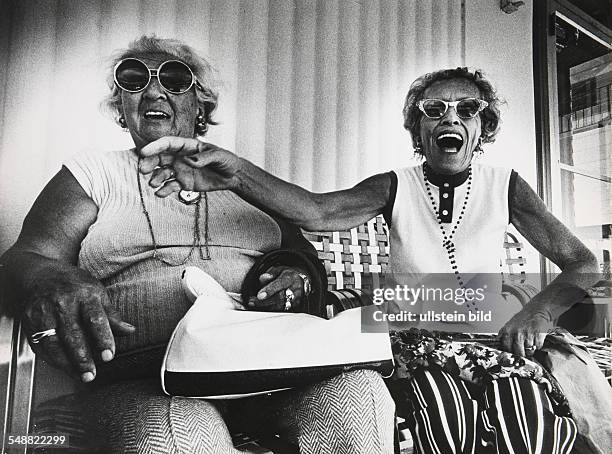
top-left (31, 328), bottom-right (57, 344)
top-left (284, 288), bottom-right (295, 312)
top-left (296, 272), bottom-right (312, 296)
top-left (155, 165), bottom-right (175, 179)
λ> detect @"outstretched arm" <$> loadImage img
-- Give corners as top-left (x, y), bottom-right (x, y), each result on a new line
top-left (500, 173), bottom-right (600, 356)
top-left (233, 167), bottom-right (392, 231)
top-left (139, 137), bottom-right (393, 231)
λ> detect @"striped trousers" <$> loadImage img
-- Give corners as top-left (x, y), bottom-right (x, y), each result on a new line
top-left (390, 368), bottom-right (577, 454)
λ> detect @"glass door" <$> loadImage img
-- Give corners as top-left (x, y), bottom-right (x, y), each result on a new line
top-left (555, 13), bottom-right (611, 276)
top-left (534, 0), bottom-right (612, 335)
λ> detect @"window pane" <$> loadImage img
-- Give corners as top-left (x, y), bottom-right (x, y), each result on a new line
top-left (560, 169), bottom-right (611, 259)
top-left (555, 16), bottom-right (612, 277)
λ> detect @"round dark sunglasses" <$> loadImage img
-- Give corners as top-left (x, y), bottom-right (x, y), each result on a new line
top-left (114, 58), bottom-right (202, 94)
top-left (418, 98), bottom-right (488, 119)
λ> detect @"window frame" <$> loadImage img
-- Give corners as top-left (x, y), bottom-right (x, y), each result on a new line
top-left (533, 0), bottom-right (612, 280)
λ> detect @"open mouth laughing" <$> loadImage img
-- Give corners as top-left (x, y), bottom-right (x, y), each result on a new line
top-left (435, 132), bottom-right (464, 153)
top-left (143, 110), bottom-right (171, 120)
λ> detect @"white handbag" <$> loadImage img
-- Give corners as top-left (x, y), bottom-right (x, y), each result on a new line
top-left (161, 267), bottom-right (394, 399)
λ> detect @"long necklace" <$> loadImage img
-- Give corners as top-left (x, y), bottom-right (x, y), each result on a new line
top-left (136, 159), bottom-right (211, 266)
top-left (423, 165), bottom-right (474, 305)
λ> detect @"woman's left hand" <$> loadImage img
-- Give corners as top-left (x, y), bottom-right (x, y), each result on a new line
top-left (247, 266), bottom-right (308, 312)
top-left (498, 303), bottom-right (554, 357)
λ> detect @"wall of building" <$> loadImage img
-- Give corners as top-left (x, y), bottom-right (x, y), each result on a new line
top-left (465, 0), bottom-right (541, 271)
top-left (0, 0), bottom-right (539, 265)
top-left (466, 0), bottom-right (537, 183)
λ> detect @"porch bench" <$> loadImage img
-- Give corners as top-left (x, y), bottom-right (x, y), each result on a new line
top-left (305, 216), bottom-right (611, 378)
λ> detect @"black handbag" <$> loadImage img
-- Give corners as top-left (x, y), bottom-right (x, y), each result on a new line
top-left (241, 248), bottom-right (328, 318)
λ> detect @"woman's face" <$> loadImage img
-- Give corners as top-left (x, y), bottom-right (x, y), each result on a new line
top-left (418, 78), bottom-right (482, 175)
top-left (120, 55), bottom-right (199, 150)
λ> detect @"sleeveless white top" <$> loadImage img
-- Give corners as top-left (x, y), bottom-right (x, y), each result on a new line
top-left (387, 163), bottom-right (521, 332)
top-left (64, 149), bottom-right (282, 352)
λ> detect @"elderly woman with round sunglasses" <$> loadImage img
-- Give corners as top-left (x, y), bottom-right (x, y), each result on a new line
top-left (0, 35), bottom-right (396, 453)
top-left (139, 67), bottom-right (602, 453)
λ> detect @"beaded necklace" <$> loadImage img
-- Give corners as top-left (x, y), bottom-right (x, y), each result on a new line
top-left (136, 158), bottom-right (211, 266)
top-left (423, 164), bottom-right (473, 294)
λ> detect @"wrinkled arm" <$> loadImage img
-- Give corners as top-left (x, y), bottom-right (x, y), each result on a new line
top-left (1, 167), bottom-right (134, 382)
top-left (233, 163), bottom-right (393, 231)
top-left (138, 138), bottom-right (393, 231)
top-left (510, 174), bottom-right (600, 316)
top-left (500, 174), bottom-right (600, 355)
top-left (3, 168), bottom-right (98, 295)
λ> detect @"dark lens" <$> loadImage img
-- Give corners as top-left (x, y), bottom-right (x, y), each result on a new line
top-left (115, 59), bottom-right (149, 91)
top-left (159, 61), bottom-right (193, 93)
top-left (421, 99), bottom-right (447, 118)
top-left (456, 99), bottom-right (481, 118)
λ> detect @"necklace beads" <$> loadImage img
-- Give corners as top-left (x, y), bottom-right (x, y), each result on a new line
top-left (423, 165), bottom-right (478, 310)
top-left (136, 158), bottom-right (211, 266)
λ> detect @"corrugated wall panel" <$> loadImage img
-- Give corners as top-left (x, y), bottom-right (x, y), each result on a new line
top-left (0, 0), bottom-right (465, 251)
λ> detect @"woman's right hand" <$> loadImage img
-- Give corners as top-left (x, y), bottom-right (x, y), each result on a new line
top-left (22, 269), bottom-right (135, 383)
top-left (138, 137), bottom-right (243, 196)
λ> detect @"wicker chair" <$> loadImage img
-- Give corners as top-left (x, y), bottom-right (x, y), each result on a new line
top-left (306, 217), bottom-right (611, 374)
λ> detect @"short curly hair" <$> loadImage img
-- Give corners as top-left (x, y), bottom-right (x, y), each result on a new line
top-left (101, 35), bottom-right (219, 136)
top-left (402, 67), bottom-right (503, 154)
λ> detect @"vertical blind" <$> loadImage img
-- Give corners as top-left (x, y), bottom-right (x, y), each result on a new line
top-left (0, 0), bottom-right (464, 252)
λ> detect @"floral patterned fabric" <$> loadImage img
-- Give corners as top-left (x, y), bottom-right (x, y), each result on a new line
top-left (389, 328), bottom-right (571, 416)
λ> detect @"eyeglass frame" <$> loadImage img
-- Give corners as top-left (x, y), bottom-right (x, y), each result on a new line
top-left (113, 58), bottom-right (204, 94)
top-left (417, 98), bottom-right (489, 119)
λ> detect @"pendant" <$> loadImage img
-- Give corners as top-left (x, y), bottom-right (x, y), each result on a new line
top-left (178, 190), bottom-right (201, 204)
